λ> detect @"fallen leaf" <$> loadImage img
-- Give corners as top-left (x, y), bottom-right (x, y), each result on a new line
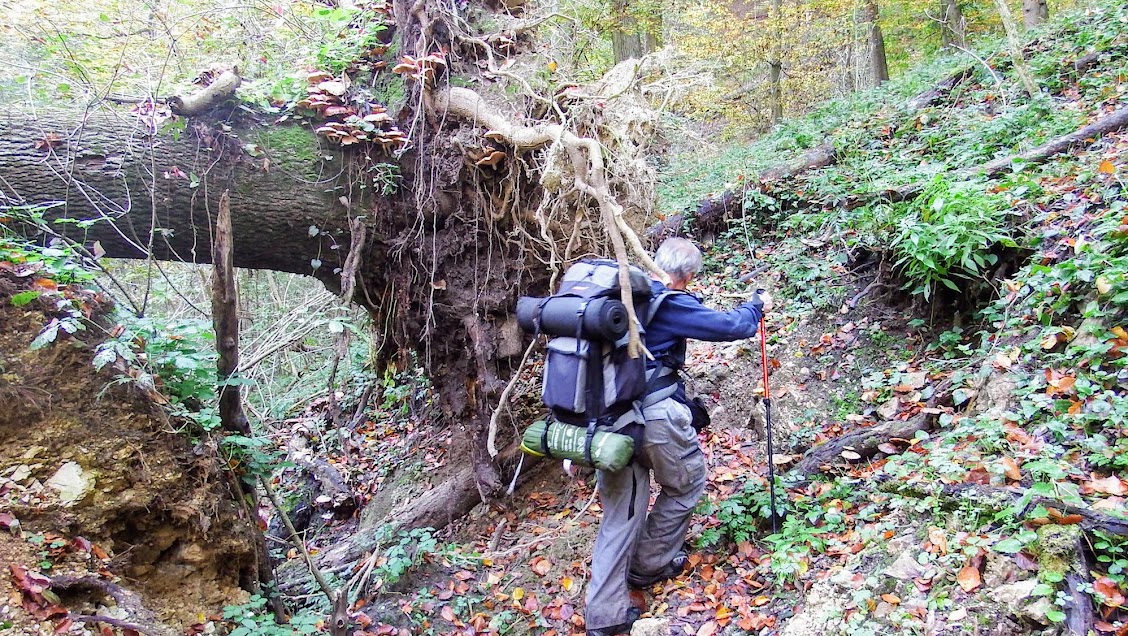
top-left (696, 620), bottom-right (718, 636)
top-left (1085, 475), bottom-right (1127, 496)
top-left (957, 564), bottom-right (982, 592)
top-left (1099, 160), bottom-right (1116, 174)
top-left (999, 456), bottom-right (1023, 481)
top-left (927, 527), bottom-right (949, 555)
top-left (1094, 577), bottom-right (1126, 607)
top-left (530, 557), bottom-right (552, 577)
top-left (440, 605), bottom-right (456, 622)
top-left (1097, 276), bottom-right (1113, 295)
top-left (881, 593), bottom-right (901, 605)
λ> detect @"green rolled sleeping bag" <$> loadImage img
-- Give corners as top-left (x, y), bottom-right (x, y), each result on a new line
top-left (520, 420), bottom-right (635, 471)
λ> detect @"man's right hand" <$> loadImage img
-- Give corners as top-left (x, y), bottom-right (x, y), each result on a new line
top-left (759, 291), bottom-right (774, 313)
top-left (753, 290), bottom-right (774, 313)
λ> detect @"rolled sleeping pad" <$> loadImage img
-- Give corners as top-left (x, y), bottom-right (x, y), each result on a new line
top-left (515, 296), bottom-right (629, 341)
top-left (520, 420), bottom-right (635, 471)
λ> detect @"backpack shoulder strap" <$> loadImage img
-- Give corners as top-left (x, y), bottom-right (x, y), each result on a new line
top-left (644, 289), bottom-right (683, 326)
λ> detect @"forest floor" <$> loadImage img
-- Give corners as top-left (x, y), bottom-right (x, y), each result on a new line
top-left (2, 1), bottom-right (1127, 635)
top-left (306, 3), bottom-right (1128, 634)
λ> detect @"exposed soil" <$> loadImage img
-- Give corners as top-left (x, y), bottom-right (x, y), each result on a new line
top-left (0, 276), bottom-right (258, 632)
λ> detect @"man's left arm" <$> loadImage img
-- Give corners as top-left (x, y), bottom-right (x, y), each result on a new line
top-left (659, 294), bottom-right (764, 342)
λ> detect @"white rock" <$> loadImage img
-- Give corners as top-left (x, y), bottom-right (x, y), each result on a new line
top-left (630, 617), bottom-right (669, 636)
top-left (885, 551), bottom-right (927, 580)
top-left (1023, 597), bottom-right (1055, 625)
top-left (989, 578), bottom-right (1039, 610)
top-left (46, 462), bottom-right (93, 505)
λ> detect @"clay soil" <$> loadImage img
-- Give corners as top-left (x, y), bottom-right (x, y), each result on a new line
top-left (0, 276), bottom-right (259, 633)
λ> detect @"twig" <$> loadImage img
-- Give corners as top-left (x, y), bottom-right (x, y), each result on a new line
top-left (68, 614), bottom-right (158, 635)
top-left (950, 44), bottom-right (1003, 90)
top-left (259, 477), bottom-right (339, 602)
top-left (488, 518), bottom-right (508, 551)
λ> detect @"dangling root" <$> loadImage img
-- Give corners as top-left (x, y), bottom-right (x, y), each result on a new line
top-left (434, 86), bottom-right (666, 356)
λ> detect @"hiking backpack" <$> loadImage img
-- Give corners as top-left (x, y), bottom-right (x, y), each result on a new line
top-left (516, 259), bottom-right (677, 431)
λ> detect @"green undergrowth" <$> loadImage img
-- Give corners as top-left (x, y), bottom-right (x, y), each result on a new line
top-left (685, 0), bottom-right (1128, 629)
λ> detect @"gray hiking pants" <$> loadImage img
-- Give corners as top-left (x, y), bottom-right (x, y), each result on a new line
top-left (585, 397), bottom-right (707, 632)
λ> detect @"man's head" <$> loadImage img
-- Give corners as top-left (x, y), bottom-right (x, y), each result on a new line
top-left (654, 238), bottom-right (703, 290)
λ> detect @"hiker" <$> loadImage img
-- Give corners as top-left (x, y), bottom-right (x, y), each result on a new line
top-left (585, 237), bottom-right (773, 636)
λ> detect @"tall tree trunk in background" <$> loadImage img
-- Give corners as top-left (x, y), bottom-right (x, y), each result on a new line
top-left (992, 0), bottom-right (1040, 95)
top-left (863, 0), bottom-right (890, 87)
top-left (610, 0), bottom-right (644, 62)
top-left (1023, 0), bottom-right (1048, 28)
top-left (940, 0), bottom-right (967, 49)
top-left (769, 0), bottom-right (784, 123)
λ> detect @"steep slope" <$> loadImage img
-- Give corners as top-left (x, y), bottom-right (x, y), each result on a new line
top-left (322, 2), bottom-right (1128, 635)
top-left (0, 264), bottom-right (260, 633)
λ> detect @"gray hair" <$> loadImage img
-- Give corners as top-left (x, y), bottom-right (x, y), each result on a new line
top-left (654, 238), bottom-right (703, 281)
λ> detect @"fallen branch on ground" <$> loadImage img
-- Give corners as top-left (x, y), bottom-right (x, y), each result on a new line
top-left (655, 66), bottom-right (976, 241)
top-left (789, 413), bottom-right (935, 478)
top-left (48, 576), bottom-right (176, 636)
top-left (870, 106), bottom-right (1128, 205)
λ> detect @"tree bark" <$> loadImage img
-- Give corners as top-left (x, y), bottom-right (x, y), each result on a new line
top-left (1022, 0), bottom-right (1049, 28)
top-left (610, 0), bottom-right (645, 62)
top-left (211, 190), bottom-right (250, 437)
top-left (0, 108), bottom-right (353, 282)
top-left (768, 0), bottom-right (784, 123)
top-left (866, 0), bottom-right (890, 87)
top-left (940, 0), bottom-right (967, 50)
top-left (992, 0), bottom-right (1040, 95)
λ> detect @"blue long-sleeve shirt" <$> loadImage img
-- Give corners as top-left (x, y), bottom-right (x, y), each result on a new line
top-left (644, 279), bottom-right (763, 371)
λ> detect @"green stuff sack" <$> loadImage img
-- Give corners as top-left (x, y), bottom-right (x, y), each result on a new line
top-left (521, 420), bottom-right (635, 472)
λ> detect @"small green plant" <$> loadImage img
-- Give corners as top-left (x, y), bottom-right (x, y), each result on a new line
top-left (222, 595), bottom-right (320, 636)
top-left (96, 316), bottom-right (223, 431)
top-left (311, 5), bottom-right (389, 74)
top-left (1093, 531), bottom-right (1128, 588)
top-left (891, 177), bottom-right (1018, 299)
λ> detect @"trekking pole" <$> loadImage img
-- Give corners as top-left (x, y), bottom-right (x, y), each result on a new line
top-left (758, 308), bottom-right (779, 534)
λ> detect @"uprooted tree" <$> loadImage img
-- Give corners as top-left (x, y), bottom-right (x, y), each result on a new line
top-left (0, 0), bottom-right (674, 544)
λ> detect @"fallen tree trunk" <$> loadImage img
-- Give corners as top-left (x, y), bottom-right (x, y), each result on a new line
top-left (868, 106), bottom-right (1128, 205)
top-left (0, 107), bottom-right (353, 280)
top-left (880, 481), bottom-right (1128, 536)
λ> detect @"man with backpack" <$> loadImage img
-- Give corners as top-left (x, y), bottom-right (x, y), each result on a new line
top-left (585, 237), bottom-right (773, 636)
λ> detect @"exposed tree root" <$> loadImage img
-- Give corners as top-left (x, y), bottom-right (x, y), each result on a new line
top-left (434, 86), bottom-right (670, 337)
top-left (275, 444), bottom-right (539, 596)
top-left (49, 576), bottom-right (177, 636)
